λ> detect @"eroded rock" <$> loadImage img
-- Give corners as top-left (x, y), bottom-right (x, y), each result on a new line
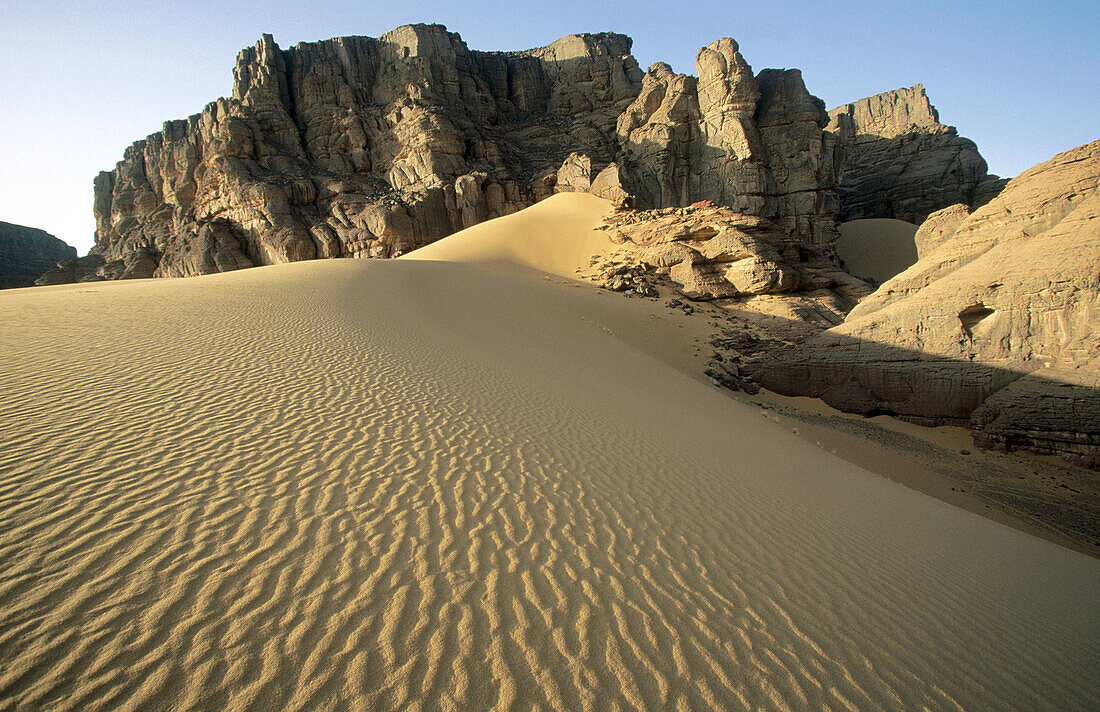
top-left (750, 140), bottom-right (1100, 465)
top-left (828, 85), bottom-right (1007, 224)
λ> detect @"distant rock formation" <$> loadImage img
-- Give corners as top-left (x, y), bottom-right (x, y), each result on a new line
top-left (64, 26), bottom-right (1004, 285)
top-left (748, 140), bottom-right (1100, 466)
top-left (827, 85), bottom-right (1007, 224)
top-left (0, 222), bottom-right (76, 288)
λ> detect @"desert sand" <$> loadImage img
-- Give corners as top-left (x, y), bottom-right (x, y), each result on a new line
top-left (1, 194), bottom-right (1097, 711)
top-left (836, 218), bottom-right (919, 283)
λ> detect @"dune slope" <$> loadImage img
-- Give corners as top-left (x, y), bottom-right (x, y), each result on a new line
top-left (1, 206), bottom-right (1098, 711)
top-left (403, 192), bottom-right (616, 277)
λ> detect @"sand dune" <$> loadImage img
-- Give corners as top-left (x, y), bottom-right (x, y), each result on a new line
top-left (403, 192), bottom-right (616, 277)
top-left (836, 219), bottom-right (919, 283)
top-left (1, 197), bottom-right (1097, 711)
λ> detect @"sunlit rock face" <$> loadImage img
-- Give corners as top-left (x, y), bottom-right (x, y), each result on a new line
top-left (749, 140), bottom-right (1100, 466)
top-left (87, 26), bottom-right (643, 279)
top-left (81, 27), bottom-right (1003, 283)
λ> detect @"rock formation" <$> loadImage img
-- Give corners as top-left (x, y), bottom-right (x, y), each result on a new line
top-left (747, 140), bottom-right (1100, 466)
top-left (0, 222), bottom-right (77, 288)
top-left (58, 26), bottom-right (1007, 287)
top-left (84, 26), bottom-right (643, 281)
top-left (594, 201), bottom-right (869, 319)
top-left (68, 27), bottom-right (906, 283)
top-left (827, 85), bottom-right (1007, 224)
top-left (615, 42), bottom-right (841, 249)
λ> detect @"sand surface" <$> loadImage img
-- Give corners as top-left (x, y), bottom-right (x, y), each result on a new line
top-left (836, 219), bottom-right (919, 283)
top-left (404, 193), bottom-right (616, 277)
top-left (1, 195), bottom-right (1098, 711)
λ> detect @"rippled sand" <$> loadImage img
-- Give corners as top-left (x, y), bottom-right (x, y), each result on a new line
top-left (1, 195), bottom-right (1097, 711)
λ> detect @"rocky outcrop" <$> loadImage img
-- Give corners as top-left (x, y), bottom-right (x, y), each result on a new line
top-left (83, 26), bottom-right (644, 281)
top-left (828, 85), bottom-right (1007, 224)
top-left (35, 254), bottom-right (109, 286)
top-left (68, 27), bottom-right (1007, 285)
top-left (615, 41), bottom-right (840, 249)
top-left (748, 140), bottom-right (1100, 466)
top-left (72, 28), bottom-right (875, 284)
top-left (0, 222), bottom-right (77, 288)
top-left (591, 201), bottom-right (871, 328)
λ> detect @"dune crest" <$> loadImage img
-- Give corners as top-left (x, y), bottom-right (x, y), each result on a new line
top-left (402, 192), bottom-right (615, 277)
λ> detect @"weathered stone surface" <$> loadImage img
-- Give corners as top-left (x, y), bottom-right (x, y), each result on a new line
top-left (589, 163), bottom-right (630, 206)
top-left (67, 27), bottom-right (1007, 285)
top-left (0, 222), bottom-right (77, 288)
top-left (828, 85), bottom-right (1007, 224)
top-left (615, 42), bottom-right (840, 250)
top-left (595, 202), bottom-right (870, 325)
top-left (913, 203), bottom-right (970, 259)
top-left (750, 140), bottom-right (1100, 464)
top-left (554, 152), bottom-right (592, 193)
top-left (79, 26), bottom-right (644, 282)
top-left (971, 369), bottom-right (1100, 468)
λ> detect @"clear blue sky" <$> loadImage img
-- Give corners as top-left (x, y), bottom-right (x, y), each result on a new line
top-left (2, 0), bottom-right (1097, 253)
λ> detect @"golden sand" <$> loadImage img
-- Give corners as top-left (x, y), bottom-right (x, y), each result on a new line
top-left (1, 194), bottom-right (1097, 710)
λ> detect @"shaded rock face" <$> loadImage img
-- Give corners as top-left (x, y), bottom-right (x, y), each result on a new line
top-left (749, 140), bottom-right (1100, 466)
top-left (0, 222), bottom-right (77, 288)
top-left (615, 41), bottom-right (841, 249)
top-left (596, 201), bottom-right (871, 326)
top-left (88, 26), bottom-right (643, 280)
top-left (828, 85), bottom-right (1007, 225)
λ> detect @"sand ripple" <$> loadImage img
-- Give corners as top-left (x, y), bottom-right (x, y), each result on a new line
top-left (1, 260), bottom-right (1097, 711)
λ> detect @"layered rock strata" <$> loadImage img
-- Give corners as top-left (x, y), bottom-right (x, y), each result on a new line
top-left (827, 85), bottom-right (1007, 224)
top-left (0, 222), bottom-right (77, 288)
top-left (748, 140), bottom-right (1100, 466)
top-left (76, 27), bottom-right (881, 282)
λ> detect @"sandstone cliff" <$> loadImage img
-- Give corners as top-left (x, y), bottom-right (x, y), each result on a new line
top-left (828, 85), bottom-right (1007, 224)
top-left (748, 140), bottom-right (1100, 466)
top-left (0, 222), bottom-right (77, 288)
top-left (76, 27), bottom-right (879, 282)
top-left (69, 27), bottom-right (1007, 286)
top-left (87, 26), bottom-right (643, 280)
top-left (615, 41), bottom-right (841, 248)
